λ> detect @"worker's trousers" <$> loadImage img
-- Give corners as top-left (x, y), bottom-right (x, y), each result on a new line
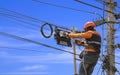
top-left (79, 52), bottom-right (99, 75)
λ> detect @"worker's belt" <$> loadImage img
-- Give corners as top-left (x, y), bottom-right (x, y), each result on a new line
top-left (84, 49), bottom-right (96, 52)
top-left (87, 41), bottom-right (101, 45)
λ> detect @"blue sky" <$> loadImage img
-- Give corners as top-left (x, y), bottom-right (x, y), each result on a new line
top-left (0, 0), bottom-right (120, 75)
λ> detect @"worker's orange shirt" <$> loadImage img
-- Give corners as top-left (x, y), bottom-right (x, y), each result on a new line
top-left (68, 30), bottom-right (100, 39)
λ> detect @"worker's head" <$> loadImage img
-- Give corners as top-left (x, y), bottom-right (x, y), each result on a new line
top-left (84, 22), bottom-right (95, 31)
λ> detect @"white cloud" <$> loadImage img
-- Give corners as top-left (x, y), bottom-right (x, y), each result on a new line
top-left (0, 29), bottom-right (48, 48)
top-left (20, 65), bottom-right (47, 71)
top-left (0, 47), bottom-right (82, 64)
top-left (14, 53), bottom-right (74, 64)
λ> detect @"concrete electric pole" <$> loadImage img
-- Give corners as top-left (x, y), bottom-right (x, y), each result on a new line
top-left (105, 0), bottom-right (116, 75)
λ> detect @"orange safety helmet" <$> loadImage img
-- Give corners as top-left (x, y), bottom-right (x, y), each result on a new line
top-left (84, 22), bottom-right (95, 31)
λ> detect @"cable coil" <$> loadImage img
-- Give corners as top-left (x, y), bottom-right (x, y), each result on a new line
top-left (40, 23), bottom-right (53, 38)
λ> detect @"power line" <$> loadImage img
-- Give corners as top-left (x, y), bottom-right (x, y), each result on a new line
top-left (0, 12), bottom-right (52, 31)
top-left (0, 8), bottom-right (71, 31)
top-left (0, 31), bottom-right (79, 56)
top-left (32, 0), bottom-right (97, 15)
top-left (0, 8), bottom-right (44, 23)
top-left (74, 0), bottom-right (114, 14)
top-left (0, 13), bottom-right (39, 30)
top-left (0, 10), bottom-right (40, 27)
top-left (0, 12), bottom-right (63, 38)
top-left (0, 15), bottom-right (39, 32)
top-left (0, 31), bottom-right (108, 65)
top-left (32, 0), bottom-right (108, 26)
top-left (95, 0), bottom-right (120, 13)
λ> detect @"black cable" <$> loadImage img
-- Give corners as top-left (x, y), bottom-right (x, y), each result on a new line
top-left (0, 8), bottom-right (71, 31)
top-left (0, 12), bottom-right (40, 27)
top-left (74, 0), bottom-right (114, 14)
top-left (0, 14), bottom-right (40, 32)
top-left (40, 23), bottom-right (53, 38)
top-left (0, 46), bottom-right (82, 61)
top-left (0, 31), bottom-right (79, 56)
top-left (32, 0), bottom-right (97, 15)
top-left (0, 13), bottom-right (39, 28)
top-left (32, 0), bottom-right (109, 29)
top-left (0, 12), bottom-right (52, 32)
top-left (0, 8), bottom-right (44, 23)
top-left (0, 13), bottom-right (67, 39)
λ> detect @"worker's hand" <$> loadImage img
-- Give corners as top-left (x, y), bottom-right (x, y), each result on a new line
top-left (63, 31), bottom-right (69, 37)
top-left (60, 31), bottom-right (69, 37)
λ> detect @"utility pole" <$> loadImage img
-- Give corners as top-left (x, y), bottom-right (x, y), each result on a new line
top-left (72, 26), bottom-right (77, 75)
top-left (105, 0), bottom-right (116, 75)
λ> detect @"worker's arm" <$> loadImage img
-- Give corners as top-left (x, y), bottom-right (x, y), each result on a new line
top-left (68, 31), bottom-right (92, 39)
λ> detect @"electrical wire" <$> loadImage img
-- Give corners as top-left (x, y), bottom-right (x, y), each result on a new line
top-left (0, 13), bottom-right (67, 39)
top-left (74, 0), bottom-right (114, 14)
top-left (0, 12), bottom-right (82, 61)
top-left (0, 8), bottom-right (44, 23)
top-left (0, 46), bottom-right (81, 61)
top-left (0, 31), bottom-right (79, 56)
top-left (40, 23), bottom-right (53, 38)
top-left (32, 0), bottom-right (107, 21)
top-left (0, 13), bottom-right (39, 30)
top-left (0, 8), bottom-right (71, 31)
top-left (0, 11), bottom-right (40, 28)
top-left (32, 0), bottom-right (97, 15)
top-left (95, 0), bottom-right (120, 13)
top-left (0, 11), bottom-right (75, 56)
top-left (0, 13), bottom-right (52, 33)
top-left (0, 12), bottom-right (80, 55)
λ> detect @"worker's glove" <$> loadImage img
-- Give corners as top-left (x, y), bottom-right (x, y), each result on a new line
top-left (60, 31), bottom-right (69, 37)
